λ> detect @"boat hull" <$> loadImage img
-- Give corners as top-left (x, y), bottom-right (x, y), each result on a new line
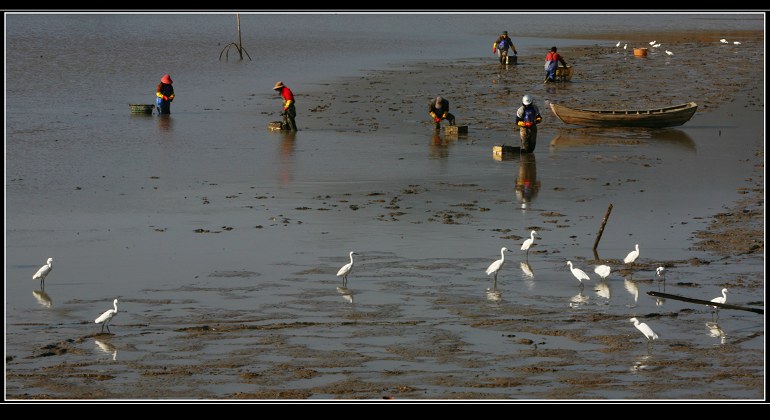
top-left (550, 102), bottom-right (697, 128)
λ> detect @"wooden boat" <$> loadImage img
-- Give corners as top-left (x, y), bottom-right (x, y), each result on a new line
top-left (549, 102), bottom-right (697, 128)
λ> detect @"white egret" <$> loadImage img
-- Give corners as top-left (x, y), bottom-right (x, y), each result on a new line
top-left (95, 299), bottom-right (118, 334)
top-left (652, 43), bottom-right (661, 48)
top-left (649, 40), bottom-right (656, 45)
top-left (566, 261), bottom-right (590, 287)
top-left (720, 38), bottom-right (728, 43)
top-left (710, 288), bottom-right (728, 308)
top-left (594, 264), bottom-right (611, 280)
top-left (623, 44), bottom-right (627, 50)
top-left (336, 251), bottom-right (359, 287)
top-left (656, 266), bottom-right (666, 280)
top-left (486, 247), bottom-right (512, 283)
top-left (630, 317), bottom-right (659, 341)
top-left (616, 41), bottom-right (621, 47)
top-left (733, 41), bottom-right (741, 45)
top-left (665, 50), bottom-right (674, 56)
top-left (32, 257), bottom-right (53, 289)
top-left (521, 230), bottom-right (537, 257)
top-left (623, 244), bottom-right (640, 264)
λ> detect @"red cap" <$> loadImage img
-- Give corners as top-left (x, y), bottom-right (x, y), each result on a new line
top-left (161, 74), bottom-right (173, 84)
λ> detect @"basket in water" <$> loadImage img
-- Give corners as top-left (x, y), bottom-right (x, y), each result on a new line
top-left (129, 104), bottom-right (155, 114)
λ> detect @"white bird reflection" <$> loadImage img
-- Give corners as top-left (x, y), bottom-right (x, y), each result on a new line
top-left (624, 278), bottom-right (639, 308)
top-left (519, 262), bottom-right (535, 290)
top-left (569, 290), bottom-right (589, 308)
top-left (336, 286), bottom-right (354, 304)
top-left (630, 354), bottom-right (653, 372)
top-left (705, 322), bottom-right (727, 344)
top-left (32, 289), bottom-right (53, 308)
top-left (485, 286), bottom-right (502, 302)
top-left (95, 339), bottom-right (117, 361)
top-left (594, 280), bottom-right (611, 302)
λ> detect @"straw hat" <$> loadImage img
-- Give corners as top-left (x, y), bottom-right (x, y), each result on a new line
top-left (273, 81), bottom-right (286, 90)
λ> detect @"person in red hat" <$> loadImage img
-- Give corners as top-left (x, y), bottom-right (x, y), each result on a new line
top-left (156, 74), bottom-right (175, 114)
top-left (273, 81), bottom-right (297, 131)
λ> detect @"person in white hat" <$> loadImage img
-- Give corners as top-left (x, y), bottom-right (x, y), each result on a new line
top-left (273, 81), bottom-right (297, 131)
top-left (515, 94), bottom-right (542, 153)
top-left (428, 96), bottom-right (456, 130)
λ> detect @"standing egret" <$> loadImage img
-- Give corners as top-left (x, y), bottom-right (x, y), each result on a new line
top-left (95, 299), bottom-right (118, 334)
top-left (486, 247), bottom-right (512, 283)
top-left (656, 266), bottom-right (666, 280)
top-left (720, 38), bottom-right (728, 43)
top-left (616, 41), bottom-right (621, 47)
top-left (521, 230), bottom-right (537, 258)
top-left (710, 288), bottom-right (728, 308)
top-left (594, 264), bottom-right (611, 280)
top-left (665, 50), bottom-right (674, 56)
top-left (336, 251), bottom-right (359, 287)
top-left (623, 44), bottom-right (627, 50)
top-left (623, 244), bottom-right (640, 264)
top-left (652, 43), bottom-right (661, 48)
top-left (649, 40), bottom-right (656, 45)
top-left (630, 317), bottom-right (659, 341)
top-left (733, 41), bottom-right (741, 45)
top-left (32, 257), bottom-right (53, 289)
top-left (566, 261), bottom-right (590, 288)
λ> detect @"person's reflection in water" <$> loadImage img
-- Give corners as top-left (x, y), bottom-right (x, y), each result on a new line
top-left (32, 289), bottom-right (52, 308)
top-left (278, 130), bottom-right (297, 186)
top-left (515, 153), bottom-right (540, 209)
top-left (157, 113), bottom-right (173, 132)
top-left (336, 286), bottom-right (354, 304)
top-left (429, 132), bottom-right (450, 159)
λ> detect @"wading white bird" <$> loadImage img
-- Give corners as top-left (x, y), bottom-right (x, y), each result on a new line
top-left (710, 288), bottom-right (728, 307)
top-left (594, 264), bottom-right (611, 280)
top-left (336, 251), bottom-right (359, 286)
top-left (649, 40), bottom-right (656, 45)
top-left (720, 38), bottom-right (728, 43)
top-left (486, 247), bottom-right (512, 283)
top-left (630, 317), bottom-right (659, 341)
top-left (623, 44), bottom-right (627, 50)
top-left (32, 257), bottom-right (53, 288)
top-left (95, 299), bottom-right (119, 334)
top-left (567, 261), bottom-right (591, 287)
top-left (652, 43), bottom-right (661, 48)
top-left (616, 41), bottom-right (621, 47)
top-left (624, 244), bottom-right (640, 264)
top-left (656, 266), bottom-right (666, 280)
top-left (521, 230), bottom-right (537, 257)
top-left (733, 41), bottom-right (741, 45)
top-left (665, 50), bottom-right (674, 56)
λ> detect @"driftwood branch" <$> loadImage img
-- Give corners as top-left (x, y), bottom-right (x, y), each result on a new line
top-left (647, 291), bottom-right (764, 314)
top-left (219, 13), bottom-right (252, 61)
top-left (593, 203), bottom-right (613, 252)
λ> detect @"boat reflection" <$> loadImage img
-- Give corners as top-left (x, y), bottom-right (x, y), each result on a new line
top-left (336, 286), bottom-right (354, 304)
top-left (549, 128), bottom-right (696, 152)
top-left (32, 289), bottom-right (53, 308)
top-left (95, 338), bottom-right (117, 361)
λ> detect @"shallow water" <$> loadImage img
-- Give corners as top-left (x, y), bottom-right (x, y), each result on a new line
top-left (5, 12), bottom-right (765, 400)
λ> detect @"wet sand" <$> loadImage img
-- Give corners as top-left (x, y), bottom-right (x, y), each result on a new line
top-left (5, 29), bottom-right (764, 400)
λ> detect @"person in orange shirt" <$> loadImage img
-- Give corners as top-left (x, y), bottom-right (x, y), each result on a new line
top-left (273, 81), bottom-right (297, 131)
top-left (156, 74), bottom-right (175, 114)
